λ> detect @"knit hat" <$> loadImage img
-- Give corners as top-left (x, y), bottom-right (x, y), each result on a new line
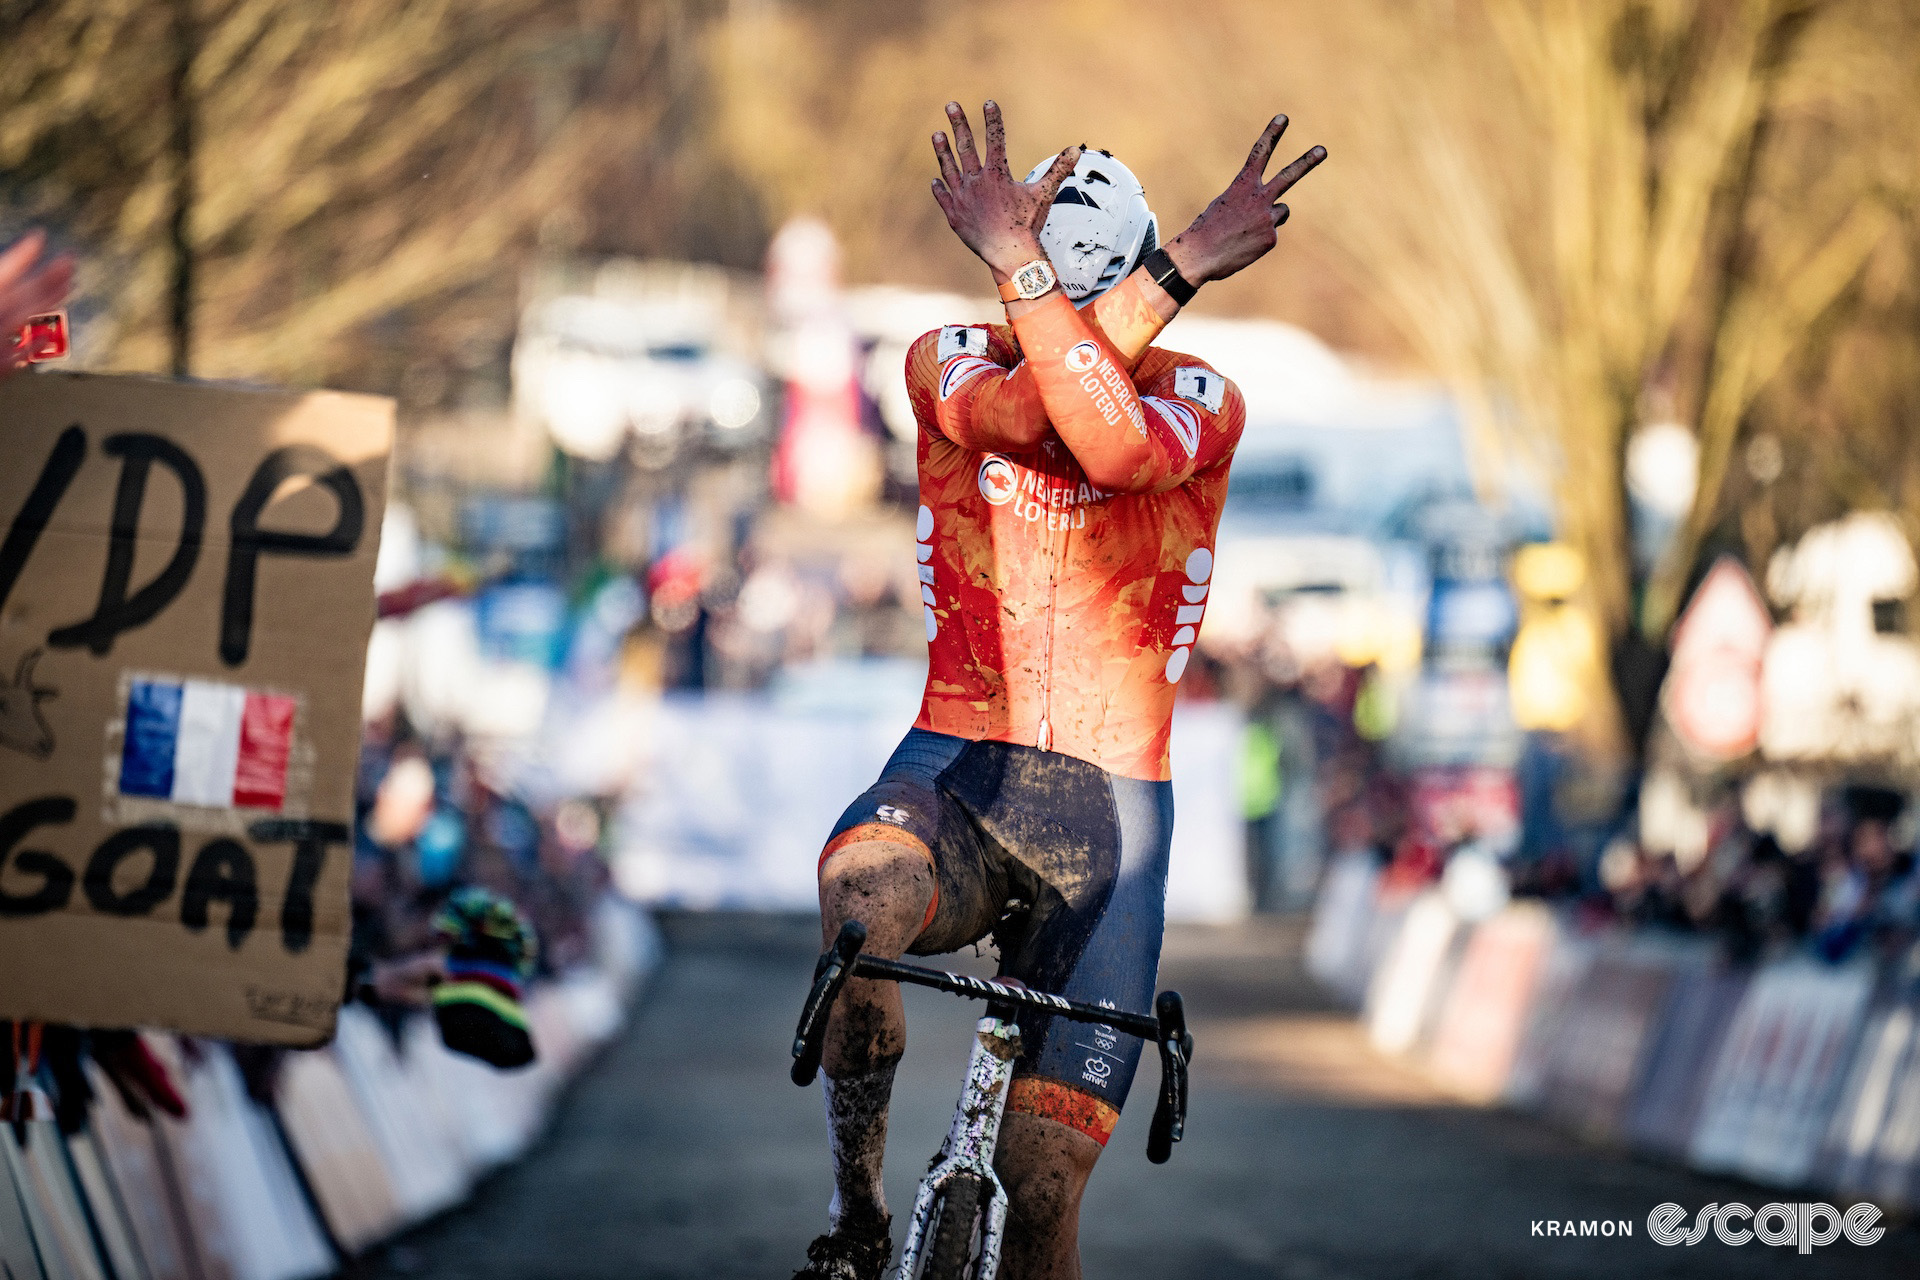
top-left (430, 887), bottom-right (539, 1069)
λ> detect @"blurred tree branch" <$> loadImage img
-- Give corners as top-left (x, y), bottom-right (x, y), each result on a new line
top-left (0, 0), bottom-right (685, 384)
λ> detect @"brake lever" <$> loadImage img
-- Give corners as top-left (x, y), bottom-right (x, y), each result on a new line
top-left (1146, 990), bottom-right (1192, 1164)
top-left (791, 920), bottom-right (868, 1086)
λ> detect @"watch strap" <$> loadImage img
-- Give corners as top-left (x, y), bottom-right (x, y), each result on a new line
top-left (1141, 247), bottom-right (1198, 307)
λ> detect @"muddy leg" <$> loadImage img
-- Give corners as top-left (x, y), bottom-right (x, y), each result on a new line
top-left (993, 1110), bottom-right (1101, 1280)
top-left (817, 839), bottom-right (935, 1232)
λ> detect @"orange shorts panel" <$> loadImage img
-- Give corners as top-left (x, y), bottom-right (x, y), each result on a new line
top-left (818, 823), bottom-right (939, 934)
top-left (1006, 1076), bottom-right (1120, 1147)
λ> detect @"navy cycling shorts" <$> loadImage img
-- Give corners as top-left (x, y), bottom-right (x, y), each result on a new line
top-left (820, 728), bottom-right (1173, 1144)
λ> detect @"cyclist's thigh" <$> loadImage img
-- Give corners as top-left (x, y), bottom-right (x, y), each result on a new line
top-left (819, 728), bottom-right (1002, 955)
top-left (1002, 770), bottom-right (1174, 1146)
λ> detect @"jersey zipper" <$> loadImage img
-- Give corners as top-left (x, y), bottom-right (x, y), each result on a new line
top-left (1036, 463), bottom-right (1062, 752)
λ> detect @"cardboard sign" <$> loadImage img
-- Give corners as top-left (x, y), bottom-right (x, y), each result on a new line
top-left (0, 372), bottom-right (391, 1045)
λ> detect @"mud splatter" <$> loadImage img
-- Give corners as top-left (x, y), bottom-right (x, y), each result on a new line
top-left (822, 1057), bottom-right (899, 1234)
top-left (995, 1110), bottom-right (1103, 1279)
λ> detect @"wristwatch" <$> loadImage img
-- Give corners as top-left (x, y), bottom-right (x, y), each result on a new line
top-left (998, 258), bottom-right (1058, 303)
top-left (1141, 247), bottom-right (1198, 307)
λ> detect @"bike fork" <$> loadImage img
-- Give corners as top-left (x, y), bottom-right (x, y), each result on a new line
top-left (897, 1016), bottom-right (1020, 1278)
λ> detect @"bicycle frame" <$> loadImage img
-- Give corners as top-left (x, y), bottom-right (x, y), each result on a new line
top-left (895, 1015), bottom-right (1019, 1278)
top-left (791, 921), bottom-right (1195, 1278)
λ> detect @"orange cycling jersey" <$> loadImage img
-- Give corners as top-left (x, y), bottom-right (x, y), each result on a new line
top-left (905, 273), bottom-right (1247, 781)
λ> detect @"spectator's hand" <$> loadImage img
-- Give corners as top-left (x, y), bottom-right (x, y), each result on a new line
top-left (369, 949), bottom-right (448, 1009)
top-left (0, 230), bottom-right (74, 379)
top-left (1165, 116), bottom-right (1326, 286)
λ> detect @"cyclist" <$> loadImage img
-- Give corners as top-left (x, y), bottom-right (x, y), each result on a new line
top-left (798, 101), bottom-right (1324, 1280)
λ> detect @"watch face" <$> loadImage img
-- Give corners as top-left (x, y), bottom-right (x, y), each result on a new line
top-left (1016, 261), bottom-right (1054, 299)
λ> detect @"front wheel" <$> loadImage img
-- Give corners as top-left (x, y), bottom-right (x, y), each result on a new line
top-left (917, 1172), bottom-right (986, 1280)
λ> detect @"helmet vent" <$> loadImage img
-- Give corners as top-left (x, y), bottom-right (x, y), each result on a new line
top-left (1053, 187), bottom-right (1102, 210)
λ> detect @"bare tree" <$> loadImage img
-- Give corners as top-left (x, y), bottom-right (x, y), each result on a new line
top-left (1308, 0), bottom-right (1901, 743)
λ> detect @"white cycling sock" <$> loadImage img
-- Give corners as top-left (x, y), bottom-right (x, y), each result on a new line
top-left (823, 1057), bottom-right (899, 1235)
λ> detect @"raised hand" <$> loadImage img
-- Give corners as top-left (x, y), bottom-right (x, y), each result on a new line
top-left (1165, 116), bottom-right (1326, 286)
top-left (930, 101), bottom-right (1080, 282)
top-left (0, 230), bottom-right (74, 379)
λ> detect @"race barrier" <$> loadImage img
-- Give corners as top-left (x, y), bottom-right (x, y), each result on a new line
top-left (1425, 901), bottom-right (1556, 1103)
top-left (1822, 989), bottom-right (1920, 1208)
top-left (1, 898), bottom-right (659, 1280)
top-left (1688, 958), bottom-right (1874, 1187)
top-left (1536, 934), bottom-right (1687, 1143)
top-left (1309, 868), bottom-right (1920, 1209)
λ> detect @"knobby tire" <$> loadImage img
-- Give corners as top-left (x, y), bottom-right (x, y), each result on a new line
top-left (920, 1172), bottom-right (985, 1280)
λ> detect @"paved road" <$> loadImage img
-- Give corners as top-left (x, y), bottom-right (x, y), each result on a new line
top-left (363, 913), bottom-right (1918, 1279)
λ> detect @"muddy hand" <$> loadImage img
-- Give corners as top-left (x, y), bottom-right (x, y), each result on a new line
top-left (1166, 115), bottom-right (1326, 285)
top-left (930, 100), bottom-right (1080, 280)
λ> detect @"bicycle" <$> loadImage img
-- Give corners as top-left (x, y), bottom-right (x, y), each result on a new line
top-left (791, 920), bottom-right (1194, 1280)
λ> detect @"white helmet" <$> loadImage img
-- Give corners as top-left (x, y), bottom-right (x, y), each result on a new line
top-left (1025, 148), bottom-right (1159, 305)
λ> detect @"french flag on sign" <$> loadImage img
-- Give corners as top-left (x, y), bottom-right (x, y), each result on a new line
top-left (120, 679), bottom-right (296, 810)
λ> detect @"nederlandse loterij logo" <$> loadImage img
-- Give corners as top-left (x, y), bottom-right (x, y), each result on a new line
top-left (1647, 1202), bottom-right (1884, 1250)
top-left (1063, 341), bottom-right (1100, 373)
top-left (977, 455), bottom-right (1018, 506)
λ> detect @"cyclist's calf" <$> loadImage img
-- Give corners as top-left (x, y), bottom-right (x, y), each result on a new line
top-left (818, 837), bottom-right (936, 1074)
top-left (996, 1111), bottom-right (1102, 1278)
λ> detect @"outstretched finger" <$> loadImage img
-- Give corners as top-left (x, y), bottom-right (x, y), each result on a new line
top-left (23, 255), bottom-right (74, 316)
top-left (945, 101), bottom-right (981, 174)
top-left (1243, 115), bottom-right (1289, 181)
top-left (1264, 145), bottom-right (1328, 198)
top-left (0, 229), bottom-right (47, 292)
top-left (1030, 144), bottom-right (1082, 203)
top-left (983, 100), bottom-right (1009, 174)
top-left (931, 178), bottom-right (956, 222)
top-left (932, 131), bottom-right (962, 186)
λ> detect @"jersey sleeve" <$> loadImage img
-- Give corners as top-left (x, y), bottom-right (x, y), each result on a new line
top-left (904, 272), bottom-right (1187, 468)
top-left (1085, 270), bottom-right (1175, 370)
top-left (1132, 357), bottom-right (1246, 493)
top-left (906, 325), bottom-right (1052, 453)
top-left (1007, 292), bottom-right (1242, 494)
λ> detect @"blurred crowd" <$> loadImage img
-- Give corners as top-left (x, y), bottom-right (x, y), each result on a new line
top-left (346, 706), bottom-right (615, 1012)
top-left (1588, 787), bottom-right (1920, 969)
top-left (1239, 648), bottom-right (1920, 977)
top-left (644, 537), bottom-right (927, 692)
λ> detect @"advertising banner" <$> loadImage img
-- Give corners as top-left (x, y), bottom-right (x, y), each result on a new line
top-left (1620, 945), bottom-right (1750, 1158)
top-left (1690, 959), bottom-right (1875, 1185)
top-left (1427, 902), bottom-right (1557, 1101)
top-left (1536, 937), bottom-right (1683, 1141)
